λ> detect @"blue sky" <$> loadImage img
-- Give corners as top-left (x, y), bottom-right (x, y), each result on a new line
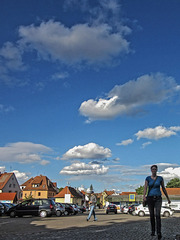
top-left (0, 0), bottom-right (180, 193)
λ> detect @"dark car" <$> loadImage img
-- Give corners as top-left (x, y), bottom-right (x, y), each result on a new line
top-left (106, 204), bottom-right (117, 214)
top-left (61, 203), bottom-right (74, 215)
top-left (55, 202), bottom-right (65, 217)
top-left (77, 205), bottom-right (86, 213)
top-left (0, 202), bottom-right (14, 214)
top-left (0, 203), bottom-right (4, 216)
top-left (128, 203), bottom-right (140, 215)
top-left (7, 198), bottom-right (56, 218)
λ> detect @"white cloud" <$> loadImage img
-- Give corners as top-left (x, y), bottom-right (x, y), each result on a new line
top-left (135, 126), bottom-right (180, 140)
top-left (116, 138), bottom-right (133, 146)
top-left (0, 142), bottom-right (52, 164)
top-left (62, 142), bottom-right (111, 160)
top-left (51, 72), bottom-right (69, 80)
top-left (0, 166), bottom-right (5, 173)
top-left (141, 141), bottom-right (152, 148)
top-left (40, 160), bottom-right (50, 166)
top-left (79, 73), bottom-right (178, 121)
top-left (159, 167), bottom-right (180, 180)
top-left (0, 42), bottom-right (24, 71)
top-left (12, 170), bottom-right (29, 182)
top-left (19, 20), bottom-right (130, 65)
top-left (60, 162), bottom-right (109, 175)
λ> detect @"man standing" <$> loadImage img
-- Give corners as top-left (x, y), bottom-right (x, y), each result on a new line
top-left (86, 191), bottom-right (97, 221)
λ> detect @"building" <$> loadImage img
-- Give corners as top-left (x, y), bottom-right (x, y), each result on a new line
top-left (0, 192), bottom-right (18, 203)
top-left (21, 175), bottom-right (58, 199)
top-left (54, 186), bottom-right (84, 205)
top-left (101, 190), bottom-right (115, 207)
top-left (0, 172), bottom-right (21, 200)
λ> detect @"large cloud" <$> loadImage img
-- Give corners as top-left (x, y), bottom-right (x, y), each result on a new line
top-left (18, 20), bottom-right (130, 65)
top-left (0, 142), bottom-right (51, 165)
top-left (79, 73), bottom-right (179, 121)
top-left (159, 167), bottom-right (180, 180)
top-left (60, 162), bottom-right (109, 175)
top-left (135, 125), bottom-right (180, 140)
top-left (61, 142), bottom-right (112, 160)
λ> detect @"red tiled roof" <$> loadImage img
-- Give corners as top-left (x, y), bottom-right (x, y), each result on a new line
top-left (0, 172), bottom-right (14, 190)
top-left (0, 192), bottom-right (17, 201)
top-left (54, 186), bottom-right (83, 198)
top-left (120, 192), bottom-right (137, 195)
top-left (21, 175), bottom-right (57, 192)
top-left (161, 188), bottom-right (180, 195)
top-left (104, 190), bottom-right (115, 196)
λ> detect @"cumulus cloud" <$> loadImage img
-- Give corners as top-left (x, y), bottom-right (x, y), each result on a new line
top-left (159, 167), bottom-right (180, 180)
top-left (18, 20), bottom-right (130, 66)
top-left (79, 73), bottom-right (178, 121)
top-left (62, 142), bottom-right (111, 160)
top-left (116, 138), bottom-right (134, 146)
top-left (60, 162), bottom-right (109, 175)
top-left (0, 142), bottom-right (52, 164)
top-left (12, 170), bottom-right (30, 182)
top-left (135, 125), bottom-right (180, 140)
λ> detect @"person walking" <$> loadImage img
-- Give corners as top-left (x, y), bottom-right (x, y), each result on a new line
top-left (143, 165), bottom-right (171, 239)
top-left (86, 191), bottom-right (97, 221)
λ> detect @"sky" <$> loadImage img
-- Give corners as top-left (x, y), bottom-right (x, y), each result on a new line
top-left (0, 0), bottom-right (180, 193)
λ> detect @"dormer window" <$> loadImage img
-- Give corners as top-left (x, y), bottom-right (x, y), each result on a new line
top-left (32, 184), bottom-right (39, 187)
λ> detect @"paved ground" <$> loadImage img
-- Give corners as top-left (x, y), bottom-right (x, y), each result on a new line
top-left (0, 210), bottom-right (180, 240)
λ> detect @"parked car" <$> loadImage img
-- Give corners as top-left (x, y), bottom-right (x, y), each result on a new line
top-left (6, 198), bottom-right (56, 218)
top-left (61, 203), bottom-right (74, 215)
top-left (106, 204), bottom-right (117, 214)
top-left (77, 205), bottom-right (86, 213)
top-left (121, 205), bottom-right (129, 214)
top-left (55, 202), bottom-right (65, 217)
top-left (71, 204), bottom-right (79, 215)
top-left (134, 204), bottom-right (174, 217)
top-left (0, 202), bottom-right (14, 214)
top-left (128, 203), bottom-right (140, 215)
top-left (0, 203), bottom-right (4, 216)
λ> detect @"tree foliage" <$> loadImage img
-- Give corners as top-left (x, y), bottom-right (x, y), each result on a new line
top-left (135, 185), bottom-right (144, 195)
top-left (166, 178), bottom-right (180, 188)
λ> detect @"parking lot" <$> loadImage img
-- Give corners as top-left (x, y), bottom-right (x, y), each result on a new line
top-left (0, 210), bottom-right (180, 240)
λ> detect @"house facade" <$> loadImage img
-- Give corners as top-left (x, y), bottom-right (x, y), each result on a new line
top-left (54, 186), bottom-right (84, 205)
top-left (0, 172), bottom-right (21, 199)
top-left (21, 175), bottom-right (58, 199)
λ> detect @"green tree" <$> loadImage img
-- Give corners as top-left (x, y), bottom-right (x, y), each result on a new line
top-left (90, 184), bottom-right (93, 191)
top-left (166, 178), bottom-right (180, 188)
top-left (135, 185), bottom-right (144, 195)
top-left (59, 187), bottom-right (63, 192)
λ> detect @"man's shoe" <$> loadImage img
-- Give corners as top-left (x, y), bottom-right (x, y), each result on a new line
top-left (93, 218), bottom-right (97, 221)
top-left (86, 218), bottom-right (89, 221)
top-left (151, 232), bottom-right (155, 236)
top-left (157, 233), bottom-right (162, 239)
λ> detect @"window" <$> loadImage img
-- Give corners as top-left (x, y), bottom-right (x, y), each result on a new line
top-left (9, 184), bottom-right (12, 188)
top-left (38, 192), bottom-right (41, 196)
top-left (13, 184), bottom-right (16, 188)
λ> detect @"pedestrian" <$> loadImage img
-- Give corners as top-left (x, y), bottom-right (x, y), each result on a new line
top-left (86, 191), bottom-right (97, 221)
top-left (143, 165), bottom-right (171, 239)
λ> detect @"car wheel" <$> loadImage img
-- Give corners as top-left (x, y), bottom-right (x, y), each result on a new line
top-left (40, 210), bottom-right (47, 218)
top-left (56, 211), bottom-right (62, 217)
top-left (64, 211), bottom-right (69, 216)
top-left (138, 211), bottom-right (145, 217)
top-left (132, 211), bottom-right (136, 216)
top-left (163, 211), bottom-right (170, 217)
top-left (10, 211), bottom-right (16, 218)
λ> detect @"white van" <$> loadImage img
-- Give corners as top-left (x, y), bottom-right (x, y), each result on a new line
top-left (163, 201), bottom-right (180, 212)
